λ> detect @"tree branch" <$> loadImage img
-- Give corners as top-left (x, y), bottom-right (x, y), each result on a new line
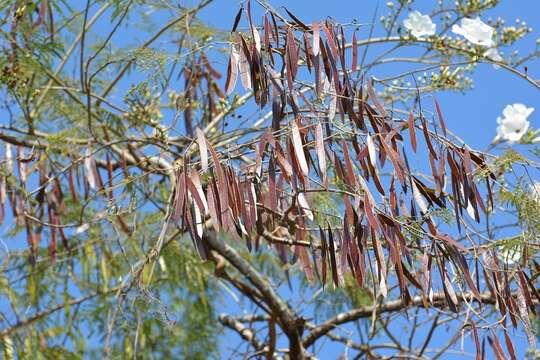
top-left (218, 314), bottom-right (265, 352)
top-left (202, 231), bottom-right (305, 359)
top-left (0, 287), bottom-right (119, 337)
top-left (303, 289), bottom-right (538, 348)
top-left (99, 0), bottom-right (213, 101)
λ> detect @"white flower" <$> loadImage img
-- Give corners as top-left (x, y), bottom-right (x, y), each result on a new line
top-left (452, 17), bottom-right (494, 47)
top-left (403, 11), bottom-right (436, 38)
top-left (495, 103), bottom-right (534, 142)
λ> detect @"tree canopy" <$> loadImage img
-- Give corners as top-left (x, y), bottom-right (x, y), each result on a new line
top-left (0, 0), bottom-right (539, 359)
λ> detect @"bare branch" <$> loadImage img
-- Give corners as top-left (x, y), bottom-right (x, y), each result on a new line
top-left (202, 231), bottom-right (306, 359)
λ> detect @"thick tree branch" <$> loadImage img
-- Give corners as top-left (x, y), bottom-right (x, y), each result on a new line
top-left (202, 231), bottom-right (305, 359)
top-left (303, 289), bottom-right (539, 348)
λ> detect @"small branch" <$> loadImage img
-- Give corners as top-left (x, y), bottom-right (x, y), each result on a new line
top-left (99, 0), bottom-right (214, 101)
top-left (0, 287), bottom-right (119, 337)
top-left (218, 314), bottom-right (265, 352)
top-left (418, 313), bottom-right (439, 356)
top-left (30, 2), bottom-right (112, 118)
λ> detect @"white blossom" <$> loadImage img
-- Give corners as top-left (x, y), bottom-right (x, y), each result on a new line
top-left (403, 11), bottom-right (436, 38)
top-left (495, 103), bottom-right (534, 143)
top-left (452, 17), bottom-right (494, 47)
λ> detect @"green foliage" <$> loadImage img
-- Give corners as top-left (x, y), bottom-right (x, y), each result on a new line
top-left (311, 191), bottom-right (342, 229)
top-left (499, 183), bottom-right (540, 242)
